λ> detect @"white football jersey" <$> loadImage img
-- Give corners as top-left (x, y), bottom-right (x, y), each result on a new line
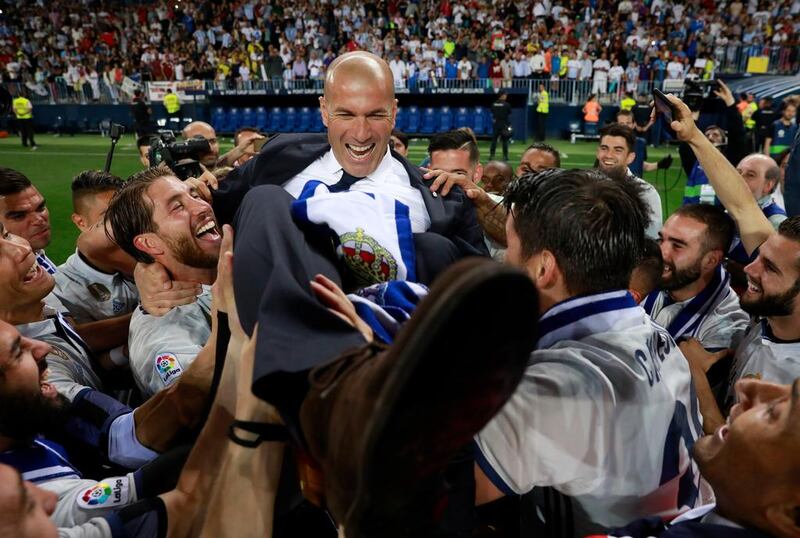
top-left (17, 307), bottom-right (105, 401)
top-left (726, 319), bottom-right (800, 405)
top-left (54, 250), bottom-right (139, 323)
top-left (642, 267), bottom-right (749, 350)
top-left (475, 290), bottom-right (703, 537)
top-left (127, 287), bottom-right (212, 399)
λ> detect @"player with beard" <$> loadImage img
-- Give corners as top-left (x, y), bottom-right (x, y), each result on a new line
top-left (106, 167), bottom-right (221, 399)
top-left (595, 124), bottom-right (663, 239)
top-left (667, 92), bottom-right (800, 435)
top-left (642, 204), bottom-right (749, 351)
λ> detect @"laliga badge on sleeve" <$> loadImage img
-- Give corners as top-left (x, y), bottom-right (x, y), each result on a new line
top-left (154, 352), bottom-right (184, 385)
top-left (76, 477), bottom-right (130, 509)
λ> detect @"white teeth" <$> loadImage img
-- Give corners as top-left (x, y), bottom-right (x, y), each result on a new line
top-left (348, 144), bottom-right (372, 151)
top-left (196, 221), bottom-right (216, 237)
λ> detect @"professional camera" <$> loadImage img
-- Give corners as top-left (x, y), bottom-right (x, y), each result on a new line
top-left (148, 130), bottom-right (210, 180)
top-left (683, 80), bottom-right (720, 112)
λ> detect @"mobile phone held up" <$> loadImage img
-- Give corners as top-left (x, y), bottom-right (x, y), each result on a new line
top-left (652, 88), bottom-right (677, 124)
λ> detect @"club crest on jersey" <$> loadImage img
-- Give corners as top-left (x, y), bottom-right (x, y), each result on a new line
top-left (112, 299), bottom-right (125, 314)
top-left (154, 352), bottom-right (183, 385)
top-left (339, 227), bottom-right (398, 285)
top-left (77, 478), bottom-right (129, 509)
top-left (87, 283), bottom-right (111, 302)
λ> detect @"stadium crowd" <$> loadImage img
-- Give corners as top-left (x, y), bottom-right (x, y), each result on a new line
top-left (3, 47), bottom-right (800, 538)
top-left (0, 0), bottom-right (798, 100)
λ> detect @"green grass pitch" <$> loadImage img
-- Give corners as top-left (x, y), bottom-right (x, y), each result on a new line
top-left (0, 133), bottom-right (686, 265)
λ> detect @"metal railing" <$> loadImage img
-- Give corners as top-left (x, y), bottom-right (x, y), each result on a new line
top-left (4, 44), bottom-right (796, 105)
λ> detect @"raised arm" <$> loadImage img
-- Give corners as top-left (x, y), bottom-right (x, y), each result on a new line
top-left (668, 94), bottom-right (775, 255)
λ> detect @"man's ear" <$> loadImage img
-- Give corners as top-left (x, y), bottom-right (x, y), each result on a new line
top-left (473, 163), bottom-right (484, 184)
top-left (764, 502), bottom-right (800, 538)
top-left (703, 249), bottom-right (724, 272)
top-left (530, 250), bottom-right (561, 291)
top-left (319, 96), bottom-right (329, 128)
top-left (625, 150), bottom-right (636, 166)
top-left (71, 213), bottom-right (89, 233)
top-left (132, 233), bottom-right (165, 260)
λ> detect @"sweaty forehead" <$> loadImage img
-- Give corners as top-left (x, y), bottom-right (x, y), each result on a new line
top-left (762, 234), bottom-right (800, 273)
top-left (146, 176), bottom-right (186, 205)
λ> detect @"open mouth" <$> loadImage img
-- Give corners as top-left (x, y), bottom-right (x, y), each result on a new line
top-left (345, 143), bottom-right (376, 161)
top-left (195, 220), bottom-right (221, 242)
top-left (22, 262), bottom-right (43, 284)
top-left (746, 278), bottom-right (762, 294)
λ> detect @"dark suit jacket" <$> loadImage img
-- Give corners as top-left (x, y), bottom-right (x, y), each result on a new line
top-left (213, 132), bottom-right (489, 257)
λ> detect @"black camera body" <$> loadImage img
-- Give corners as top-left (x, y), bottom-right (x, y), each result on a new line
top-left (148, 131), bottom-right (210, 180)
top-left (683, 80), bottom-right (720, 112)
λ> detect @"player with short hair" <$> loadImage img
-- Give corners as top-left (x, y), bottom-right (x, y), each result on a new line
top-left (643, 204), bottom-right (748, 350)
top-left (474, 169), bottom-right (702, 536)
top-left (106, 167), bottom-right (218, 398)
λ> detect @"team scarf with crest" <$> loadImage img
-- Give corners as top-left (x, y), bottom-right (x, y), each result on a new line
top-left (291, 180), bottom-right (417, 286)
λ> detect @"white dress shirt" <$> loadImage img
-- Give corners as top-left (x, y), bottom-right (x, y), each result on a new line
top-left (283, 147), bottom-right (431, 233)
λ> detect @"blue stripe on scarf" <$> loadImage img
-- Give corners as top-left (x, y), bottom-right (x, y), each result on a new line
top-left (394, 200), bottom-right (416, 282)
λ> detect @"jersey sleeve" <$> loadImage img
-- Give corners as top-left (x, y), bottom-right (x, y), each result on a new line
top-left (43, 472), bottom-right (139, 528)
top-left (696, 295), bottom-right (750, 351)
top-left (474, 352), bottom-right (616, 496)
top-left (57, 518), bottom-right (114, 538)
top-left (46, 352), bottom-right (96, 402)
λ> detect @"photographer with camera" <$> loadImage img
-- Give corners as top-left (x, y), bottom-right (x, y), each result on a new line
top-left (179, 121), bottom-right (265, 171)
top-left (679, 79), bottom-right (747, 206)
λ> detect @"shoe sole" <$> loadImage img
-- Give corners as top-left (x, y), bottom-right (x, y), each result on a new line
top-left (345, 259), bottom-right (539, 537)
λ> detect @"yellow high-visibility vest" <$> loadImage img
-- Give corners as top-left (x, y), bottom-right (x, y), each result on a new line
top-left (13, 96), bottom-right (32, 119)
top-left (620, 97), bottom-right (636, 111)
top-left (164, 93), bottom-right (180, 113)
top-left (536, 90), bottom-right (549, 113)
top-left (745, 102), bottom-right (758, 129)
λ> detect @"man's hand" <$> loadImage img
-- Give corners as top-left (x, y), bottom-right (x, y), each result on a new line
top-left (713, 80), bottom-right (735, 108)
top-left (666, 94), bottom-right (703, 143)
top-left (135, 262), bottom-right (201, 316)
top-left (310, 274), bottom-right (373, 343)
top-left (422, 168), bottom-right (479, 196)
top-left (679, 338), bottom-right (731, 375)
top-left (185, 164), bottom-right (219, 203)
top-left (217, 135), bottom-right (265, 168)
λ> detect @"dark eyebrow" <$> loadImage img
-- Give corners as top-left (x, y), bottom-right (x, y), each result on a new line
top-left (4, 211), bottom-right (26, 219)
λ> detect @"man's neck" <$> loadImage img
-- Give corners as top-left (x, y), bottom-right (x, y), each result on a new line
top-left (0, 301), bottom-right (46, 326)
top-left (667, 270), bottom-right (716, 303)
top-left (766, 312), bottom-right (800, 341)
top-left (170, 265), bottom-right (216, 286)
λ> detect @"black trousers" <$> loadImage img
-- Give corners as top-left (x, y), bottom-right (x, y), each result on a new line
top-left (17, 118), bottom-right (35, 147)
top-left (490, 128), bottom-right (509, 161)
top-left (536, 112), bottom-right (547, 141)
top-left (232, 185), bottom-right (461, 415)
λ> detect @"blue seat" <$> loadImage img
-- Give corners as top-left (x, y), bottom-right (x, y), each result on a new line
top-left (283, 107), bottom-right (297, 132)
top-left (227, 108), bottom-right (242, 132)
top-left (310, 108), bottom-right (324, 132)
top-left (298, 107), bottom-right (312, 132)
top-left (455, 107), bottom-right (470, 129)
top-left (241, 107), bottom-right (255, 128)
top-left (406, 106), bottom-right (420, 133)
top-left (267, 107), bottom-right (282, 132)
top-left (472, 106), bottom-right (488, 135)
top-left (394, 107), bottom-right (407, 132)
top-left (255, 107), bottom-right (268, 131)
top-left (439, 106), bottom-right (453, 132)
top-left (420, 107), bottom-right (436, 134)
top-left (211, 107), bottom-right (227, 133)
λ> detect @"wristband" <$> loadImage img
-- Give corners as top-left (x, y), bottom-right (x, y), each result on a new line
top-left (228, 420), bottom-right (289, 448)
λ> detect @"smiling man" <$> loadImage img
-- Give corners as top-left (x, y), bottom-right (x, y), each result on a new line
top-left (106, 167), bottom-right (220, 398)
top-left (666, 93), bottom-right (800, 438)
top-left (642, 204), bottom-right (748, 350)
top-left (595, 124), bottom-right (663, 239)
